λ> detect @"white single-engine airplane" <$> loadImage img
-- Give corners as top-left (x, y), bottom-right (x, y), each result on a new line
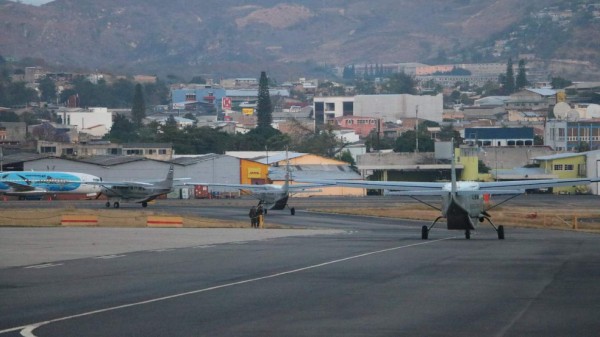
top-left (299, 152), bottom-right (600, 240)
top-left (87, 164), bottom-right (185, 208)
top-left (0, 171), bottom-right (102, 199)
top-left (185, 161), bottom-right (324, 215)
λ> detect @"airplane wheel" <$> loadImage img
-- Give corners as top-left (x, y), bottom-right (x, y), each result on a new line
top-left (465, 230), bottom-right (471, 239)
top-left (105, 202), bottom-right (110, 208)
top-left (498, 225), bottom-right (505, 240)
top-left (113, 202), bottom-right (120, 209)
top-left (264, 209), bottom-right (267, 215)
top-left (142, 202), bottom-right (148, 208)
top-left (421, 225), bottom-right (429, 240)
top-left (290, 207), bottom-right (295, 215)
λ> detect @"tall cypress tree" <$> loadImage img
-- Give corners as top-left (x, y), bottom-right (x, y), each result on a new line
top-left (256, 71), bottom-right (272, 128)
top-left (131, 83), bottom-right (146, 127)
top-left (516, 59), bottom-right (528, 90)
top-left (504, 58), bottom-right (515, 94)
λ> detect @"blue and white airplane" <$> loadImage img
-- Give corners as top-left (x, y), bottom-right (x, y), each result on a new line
top-left (0, 171), bottom-right (102, 199)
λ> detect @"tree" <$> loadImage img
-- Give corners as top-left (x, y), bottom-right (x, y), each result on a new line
top-left (381, 73), bottom-right (417, 95)
top-left (354, 79), bottom-right (376, 95)
top-left (38, 76), bottom-right (57, 103)
top-left (551, 77), bottom-right (572, 89)
top-left (131, 83), bottom-right (146, 127)
top-left (256, 71), bottom-right (273, 128)
top-left (503, 58), bottom-right (515, 94)
top-left (5, 82), bottom-right (37, 106)
top-left (291, 125), bottom-right (344, 158)
top-left (438, 124), bottom-right (462, 143)
top-left (336, 150), bottom-right (356, 169)
top-left (108, 113), bottom-right (138, 143)
top-left (393, 130), bottom-right (434, 153)
top-left (0, 111), bottom-right (19, 122)
top-left (515, 59), bottom-right (528, 90)
top-left (189, 76), bottom-right (206, 84)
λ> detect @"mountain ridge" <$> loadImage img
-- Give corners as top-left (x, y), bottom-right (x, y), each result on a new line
top-left (1, 0), bottom-right (598, 80)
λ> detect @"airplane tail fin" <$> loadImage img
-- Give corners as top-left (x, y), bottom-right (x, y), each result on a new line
top-left (450, 141), bottom-right (457, 198)
top-left (159, 164), bottom-right (175, 189)
top-left (283, 149), bottom-right (291, 192)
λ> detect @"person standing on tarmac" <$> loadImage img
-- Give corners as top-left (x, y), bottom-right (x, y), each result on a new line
top-left (249, 206), bottom-right (258, 228)
top-left (256, 204), bottom-right (264, 228)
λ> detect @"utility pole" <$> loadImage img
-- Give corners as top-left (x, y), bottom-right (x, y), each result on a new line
top-left (415, 105), bottom-right (419, 153)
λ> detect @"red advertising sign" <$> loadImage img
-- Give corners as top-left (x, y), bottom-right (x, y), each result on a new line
top-left (222, 97), bottom-right (232, 110)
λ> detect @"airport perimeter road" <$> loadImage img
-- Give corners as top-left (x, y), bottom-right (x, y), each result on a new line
top-left (1, 210), bottom-right (600, 336)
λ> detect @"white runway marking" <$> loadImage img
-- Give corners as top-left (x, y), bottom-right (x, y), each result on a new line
top-left (192, 245), bottom-right (215, 249)
top-left (1, 237), bottom-right (453, 336)
top-left (94, 255), bottom-right (125, 259)
top-left (24, 263), bottom-right (63, 269)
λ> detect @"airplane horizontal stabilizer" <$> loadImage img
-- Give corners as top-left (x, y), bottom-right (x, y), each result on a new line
top-left (456, 189), bottom-right (525, 195)
top-left (384, 190), bottom-right (447, 196)
top-left (290, 189), bottom-right (322, 195)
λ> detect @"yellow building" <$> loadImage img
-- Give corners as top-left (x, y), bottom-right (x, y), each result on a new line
top-left (534, 152), bottom-right (588, 194)
top-left (456, 147), bottom-right (480, 181)
top-left (269, 153), bottom-right (365, 197)
top-left (239, 159), bottom-right (269, 185)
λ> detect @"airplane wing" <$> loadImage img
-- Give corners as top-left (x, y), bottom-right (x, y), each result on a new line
top-left (84, 181), bottom-right (154, 187)
top-left (287, 183), bottom-right (332, 192)
top-left (295, 179), bottom-right (445, 190)
top-left (184, 182), bottom-right (278, 192)
top-left (3, 181), bottom-right (38, 192)
top-left (478, 178), bottom-right (598, 191)
top-left (299, 177), bottom-right (600, 195)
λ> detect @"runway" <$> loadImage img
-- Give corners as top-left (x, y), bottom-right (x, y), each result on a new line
top-left (1, 197), bottom-right (600, 336)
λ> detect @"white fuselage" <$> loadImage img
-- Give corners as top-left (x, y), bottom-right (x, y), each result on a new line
top-left (441, 181), bottom-right (484, 218)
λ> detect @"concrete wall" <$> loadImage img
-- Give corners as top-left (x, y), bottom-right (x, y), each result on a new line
top-left (353, 94), bottom-right (443, 123)
top-left (477, 147), bottom-right (556, 171)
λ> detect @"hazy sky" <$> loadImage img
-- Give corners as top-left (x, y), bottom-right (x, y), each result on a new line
top-left (10, 0), bottom-right (54, 5)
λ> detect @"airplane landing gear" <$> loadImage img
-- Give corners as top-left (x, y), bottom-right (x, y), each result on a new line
top-left (422, 216), bottom-right (444, 240)
top-left (142, 202), bottom-right (148, 208)
top-left (290, 207), bottom-right (295, 215)
top-left (465, 229), bottom-right (471, 239)
top-left (480, 215), bottom-right (505, 240)
top-left (105, 202), bottom-right (110, 208)
top-left (497, 225), bottom-right (505, 240)
top-left (113, 202), bottom-right (120, 208)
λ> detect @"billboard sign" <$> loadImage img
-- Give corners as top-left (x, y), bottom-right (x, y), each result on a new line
top-left (222, 97), bottom-right (232, 110)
